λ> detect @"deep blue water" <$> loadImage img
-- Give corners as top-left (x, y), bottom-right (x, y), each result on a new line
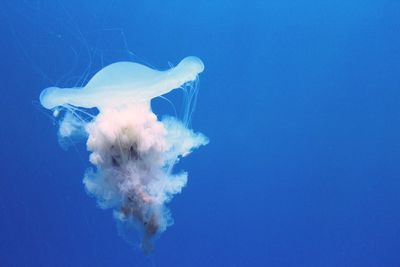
top-left (1, 1), bottom-right (400, 266)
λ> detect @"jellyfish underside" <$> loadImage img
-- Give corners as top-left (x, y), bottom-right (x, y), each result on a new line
top-left (40, 56), bottom-right (208, 253)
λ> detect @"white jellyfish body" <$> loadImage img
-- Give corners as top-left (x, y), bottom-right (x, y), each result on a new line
top-left (39, 56), bottom-right (208, 253)
top-left (40, 56), bottom-right (204, 110)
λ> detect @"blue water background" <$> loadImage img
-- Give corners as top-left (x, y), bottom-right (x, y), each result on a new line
top-left (1, 1), bottom-right (400, 266)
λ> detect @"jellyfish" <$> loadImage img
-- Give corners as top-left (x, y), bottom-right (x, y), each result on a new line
top-left (39, 56), bottom-right (208, 253)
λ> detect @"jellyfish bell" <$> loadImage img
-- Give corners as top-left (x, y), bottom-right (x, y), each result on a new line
top-left (39, 56), bottom-right (204, 110)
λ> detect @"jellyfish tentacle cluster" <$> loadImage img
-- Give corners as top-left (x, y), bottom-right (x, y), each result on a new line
top-left (40, 56), bottom-right (208, 252)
